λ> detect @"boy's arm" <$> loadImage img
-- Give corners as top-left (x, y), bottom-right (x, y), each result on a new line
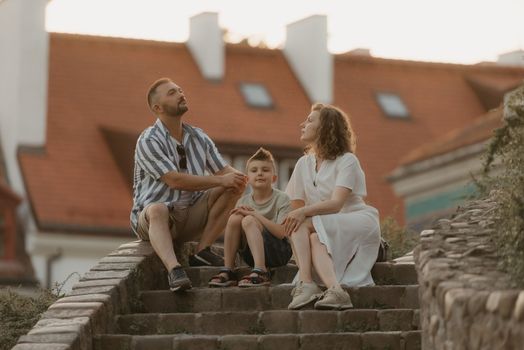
top-left (234, 206), bottom-right (286, 239)
top-left (249, 212), bottom-right (287, 239)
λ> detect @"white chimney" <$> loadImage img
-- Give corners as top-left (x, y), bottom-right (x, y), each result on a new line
top-left (187, 12), bottom-right (224, 81)
top-left (497, 50), bottom-right (524, 67)
top-left (284, 15), bottom-right (333, 104)
top-left (0, 0), bottom-right (49, 193)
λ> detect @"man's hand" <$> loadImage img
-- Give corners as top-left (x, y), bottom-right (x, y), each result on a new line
top-left (220, 172), bottom-right (247, 191)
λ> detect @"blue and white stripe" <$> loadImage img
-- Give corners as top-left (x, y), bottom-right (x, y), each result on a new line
top-left (130, 119), bottom-right (227, 234)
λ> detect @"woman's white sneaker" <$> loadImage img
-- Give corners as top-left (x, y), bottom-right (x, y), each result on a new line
top-left (288, 281), bottom-right (322, 310)
top-left (314, 285), bottom-right (353, 310)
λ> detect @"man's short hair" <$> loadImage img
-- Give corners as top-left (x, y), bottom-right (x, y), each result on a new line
top-left (246, 147), bottom-right (276, 171)
top-left (147, 78), bottom-right (172, 112)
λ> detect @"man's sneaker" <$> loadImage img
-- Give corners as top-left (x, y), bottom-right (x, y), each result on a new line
top-left (188, 247), bottom-right (224, 267)
top-left (168, 266), bottom-right (192, 292)
top-left (287, 281), bottom-right (322, 310)
top-left (314, 285), bottom-right (353, 310)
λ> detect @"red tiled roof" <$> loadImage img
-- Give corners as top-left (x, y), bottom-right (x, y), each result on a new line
top-left (331, 55), bottom-right (523, 221)
top-left (397, 107), bottom-right (503, 166)
top-left (18, 33), bottom-right (524, 233)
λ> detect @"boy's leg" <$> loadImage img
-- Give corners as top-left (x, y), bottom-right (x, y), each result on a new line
top-left (224, 214), bottom-right (244, 269)
top-left (208, 213), bottom-right (243, 286)
top-left (241, 215), bottom-right (266, 270)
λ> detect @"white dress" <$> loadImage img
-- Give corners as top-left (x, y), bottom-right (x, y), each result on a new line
top-left (286, 153), bottom-right (380, 287)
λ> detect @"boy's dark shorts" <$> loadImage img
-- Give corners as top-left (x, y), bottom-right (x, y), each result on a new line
top-left (240, 228), bottom-right (292, 268)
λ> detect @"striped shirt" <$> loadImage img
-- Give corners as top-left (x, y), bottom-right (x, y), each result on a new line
top-left (130, 119), bottom-right (227, 234)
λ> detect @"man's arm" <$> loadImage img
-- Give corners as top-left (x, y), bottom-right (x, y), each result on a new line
top-left (215, 165), bottom-right (242, 176)
top-left (160, 170), bottom-right (246, 192)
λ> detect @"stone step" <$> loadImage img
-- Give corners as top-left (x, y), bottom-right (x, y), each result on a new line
top-left (94, 331), bottom-right (421, 350)
top-left (154, 262), bottom-right (417, 289)
top-left (117, 309), bottom-right (419, 335)
top-left (139, 285), bottom-right (419, 313)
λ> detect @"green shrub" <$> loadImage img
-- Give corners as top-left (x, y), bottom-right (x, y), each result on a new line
top-left (477, 83), bottom-right (524, 286)
top-left (0, 288), bottom-right (58, 350)
top-left (380, 215), bottom-right (418, 260)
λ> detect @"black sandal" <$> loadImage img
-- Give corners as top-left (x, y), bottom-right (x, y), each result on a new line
top-left (238, 268), bottom-right (271, 287)
top-left (208, 268), bottom-right (237, 287)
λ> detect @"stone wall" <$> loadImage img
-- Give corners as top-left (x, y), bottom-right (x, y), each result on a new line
top-left (415, 197), bottom-right (524, 349)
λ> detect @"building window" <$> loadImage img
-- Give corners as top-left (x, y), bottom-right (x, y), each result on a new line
top-left (239, 83), bottom-right (274, 108)
top-left (376, 92), bottom-right (410, 119)
top-left (277, 159), bottom-right (297, 190)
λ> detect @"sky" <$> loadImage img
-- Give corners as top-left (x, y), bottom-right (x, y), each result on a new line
top-left (45, 0), bottom-right (524, 65)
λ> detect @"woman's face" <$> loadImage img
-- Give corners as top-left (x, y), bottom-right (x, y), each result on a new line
top-left (300, 110), bottom-right (321, 143)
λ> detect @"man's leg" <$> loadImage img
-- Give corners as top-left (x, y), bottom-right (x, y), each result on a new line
top-left (145, 203), bottom-right (180, 271)
top-left (140, 203), bottom-right (192, 291)
top-left (197, 187), bottom-right (241, 251)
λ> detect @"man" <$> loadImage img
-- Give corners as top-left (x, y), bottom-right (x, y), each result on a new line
top-left (131, 78), bottom-right (247, 291)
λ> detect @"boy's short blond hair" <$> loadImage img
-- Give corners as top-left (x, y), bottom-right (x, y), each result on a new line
top-left (246, 147), bottom-right (276, 172)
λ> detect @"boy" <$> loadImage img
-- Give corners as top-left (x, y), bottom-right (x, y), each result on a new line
top-left (209, 148), bottom-right (292, 287)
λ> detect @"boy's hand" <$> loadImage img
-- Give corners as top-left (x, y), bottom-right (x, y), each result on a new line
top-left (283, 208), bottom-right (306, 236)
top-left (230, 206), bottom-right (255, 217)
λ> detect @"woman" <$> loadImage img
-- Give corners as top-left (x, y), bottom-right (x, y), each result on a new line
top-left (283, 103), bottom-right (380, 310)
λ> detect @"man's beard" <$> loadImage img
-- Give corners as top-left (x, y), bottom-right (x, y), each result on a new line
top-left (163, 102), bottom-right (188, 117)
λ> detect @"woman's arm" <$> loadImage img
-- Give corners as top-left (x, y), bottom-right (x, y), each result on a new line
top-left (283, 187), bottom-right (351, 234)
top-left (302, 186), bottom-right (351, 216)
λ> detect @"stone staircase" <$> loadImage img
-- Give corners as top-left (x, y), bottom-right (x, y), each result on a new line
top-left (12, 241), bottom-right (421, 350)
top-left (93, 258), bottom-right (421, 349)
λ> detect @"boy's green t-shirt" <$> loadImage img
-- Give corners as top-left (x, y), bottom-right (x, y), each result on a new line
top-left (236, 188), bottom-right (291, 225)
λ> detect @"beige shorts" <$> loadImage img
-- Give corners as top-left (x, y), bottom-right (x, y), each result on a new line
top-left (136, 191), bottom-right (210, 242)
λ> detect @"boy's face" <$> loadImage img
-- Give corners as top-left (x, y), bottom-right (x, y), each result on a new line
top-left (246, 160), bottom-right (277, 190)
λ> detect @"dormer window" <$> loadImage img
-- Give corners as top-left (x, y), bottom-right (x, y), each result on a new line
top-left (240, 83), bottom-right (274, 108)
top-left (376, 92), bottom-right (410, 119)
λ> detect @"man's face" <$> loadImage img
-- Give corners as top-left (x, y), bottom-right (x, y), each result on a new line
top-left (154, 82), bottom-right (188, 117)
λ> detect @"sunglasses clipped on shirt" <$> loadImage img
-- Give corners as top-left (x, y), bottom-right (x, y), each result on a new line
top-left (176, 144), bottom-right (187, 170)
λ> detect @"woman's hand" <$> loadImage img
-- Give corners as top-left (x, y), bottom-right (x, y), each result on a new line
top-left (283, 208), bottom-right (306, 236)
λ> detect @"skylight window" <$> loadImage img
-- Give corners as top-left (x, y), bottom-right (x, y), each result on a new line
top-left (376, 93), bottom-right (410, 119)
top-left (240, 83), bottom-right (273, 108)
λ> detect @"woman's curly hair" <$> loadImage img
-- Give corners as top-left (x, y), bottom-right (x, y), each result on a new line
top-left (309, 103), bottom-right (356, 159)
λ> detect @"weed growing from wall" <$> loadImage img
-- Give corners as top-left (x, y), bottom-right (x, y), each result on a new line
top-left (0, 288), bottom-right (58, 350)
top-left (380, 215), bottom-right (418, 259)
top-left (479, 83), bottom-right (524, 286)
